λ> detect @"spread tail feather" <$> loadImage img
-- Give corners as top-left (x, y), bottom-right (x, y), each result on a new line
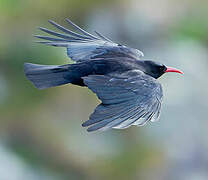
top-left (24, 63), bottom-right (71, 89)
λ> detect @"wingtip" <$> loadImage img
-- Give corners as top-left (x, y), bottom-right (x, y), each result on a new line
top-left (81, 123), bottom-right (86, 127)
top-left (65, 18), bottom-right (71, 22)
top-left (65, 18), bottom-right (71, 24)
top-left (38, 27), bottom-right (45, 31)
top-left (33, 41), bottom-right (49, 44)
top-left (48, 19), bottom-right (53, 23)
top-left (33, 35), bottom-right (41, 38)
top-left (86, 128), bottom-right (92, 132)
top-left (86, 126), bottom-right (96, 132)
top-left (48, 19), bottom-right (57, 25)
top-left (86, 126), bottom-right (109, 132)
top-left (81, 122), bottom-right (95, 132)
top-left (82, 120), bottom-right (98, 132)
top-left (82, 121), bottom-right (89, 127)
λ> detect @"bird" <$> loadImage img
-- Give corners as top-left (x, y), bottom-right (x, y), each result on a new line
top-left (24, 18), bottom-right (183, 132)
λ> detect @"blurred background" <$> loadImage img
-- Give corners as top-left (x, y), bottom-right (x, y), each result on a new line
top-left (0, 0), bottom-right (208, 179)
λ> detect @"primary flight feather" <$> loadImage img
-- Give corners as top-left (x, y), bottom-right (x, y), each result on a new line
top-left (24, 19), bottom-right (183, 132)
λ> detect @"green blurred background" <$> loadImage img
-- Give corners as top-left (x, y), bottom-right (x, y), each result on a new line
top-left (0, 0), bottom-right (208, 179)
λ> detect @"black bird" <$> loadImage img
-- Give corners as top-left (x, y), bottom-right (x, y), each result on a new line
top-left (24, 19), bottom-right (183, 132)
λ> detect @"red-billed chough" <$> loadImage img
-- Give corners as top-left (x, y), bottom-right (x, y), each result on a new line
top-left (24, 19), bottom-right (183, 132)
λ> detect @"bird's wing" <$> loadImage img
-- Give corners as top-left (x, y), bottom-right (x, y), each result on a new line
top-left (82, 70), bottom-right (163, 132)
top-left (35, 19), bottom-right (144, 62)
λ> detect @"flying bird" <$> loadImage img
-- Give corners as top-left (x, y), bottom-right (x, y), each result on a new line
top-left (24, 19), bottom-right (183, 132)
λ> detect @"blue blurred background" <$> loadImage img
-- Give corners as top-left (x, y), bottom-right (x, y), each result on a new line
top-left (1, 0), bottom-right (208, 179)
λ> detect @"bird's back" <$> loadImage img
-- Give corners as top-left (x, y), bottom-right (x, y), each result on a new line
top-left (68, 57), bottom-right (144, 86)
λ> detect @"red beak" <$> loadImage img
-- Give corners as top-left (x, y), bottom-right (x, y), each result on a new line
top-left (165, 67), bottom-right (183, 74)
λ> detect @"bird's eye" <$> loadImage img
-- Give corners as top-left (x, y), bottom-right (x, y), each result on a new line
top-left (159, 65), bottom-right (165, 70)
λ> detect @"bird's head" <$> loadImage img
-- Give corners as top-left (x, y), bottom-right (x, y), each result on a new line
top-left (142, 60), bottom-right (183, 79)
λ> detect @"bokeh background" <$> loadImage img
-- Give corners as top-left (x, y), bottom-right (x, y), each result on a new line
top-left (1, 0), bottom-right (208, 179)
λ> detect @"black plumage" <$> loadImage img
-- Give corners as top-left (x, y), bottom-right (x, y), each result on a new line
top-left (24, 19), bottom-right (183, 132)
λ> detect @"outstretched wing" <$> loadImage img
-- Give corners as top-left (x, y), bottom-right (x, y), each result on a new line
top-left (82, 70), bottom-right (163, 132)
top-left (35, 19), bottom-right (144, 62)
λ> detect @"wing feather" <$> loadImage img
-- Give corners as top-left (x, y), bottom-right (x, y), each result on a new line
top-left (35, 19), bottom-right (144, 62)
top-left (82, 70), bottom-right (163, 132)
top-left (65, 18), bottom-right (99, 40)
top-left (48, 20), bottom-right (93, 40)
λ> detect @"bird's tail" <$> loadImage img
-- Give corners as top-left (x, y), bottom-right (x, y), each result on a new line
top-left (24, 63), bottom-right (72, 89)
